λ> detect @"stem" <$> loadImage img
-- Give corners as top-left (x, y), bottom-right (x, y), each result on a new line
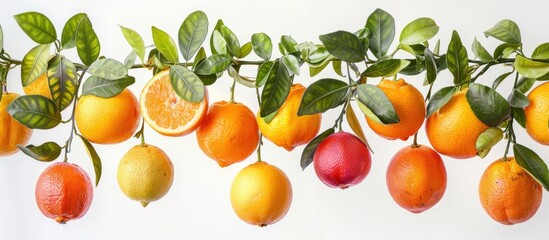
top-left (255, 87), bottom-right (263, 162)
top-left (470, 62), bottom-right (494, 83)
top-left (63, 69), bottom-right (88, 162)
top-left (411, 132), bottom-right (420, 148)
top-left (140, 121), bottom-right (146, 145)
top-left (503, 72), bottom-right (520, 160)
top-left (229, 79), bottom-right (236, 103)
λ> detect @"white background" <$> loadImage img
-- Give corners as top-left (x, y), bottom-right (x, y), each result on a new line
top-left (1, 0), bottom-right (548, 239)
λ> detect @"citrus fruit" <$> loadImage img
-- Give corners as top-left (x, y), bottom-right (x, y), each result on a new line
top-left (196, 101), bottom-right (259, 167)
top-left (425, 89), bottom-right (489, 159)
top-left (479, 157), bottom-right (542, 225)
top-left (0, 92), bottom-right (33, 156)
top-left (23, 73), bottom-right (52, 98)
top-left (313, 132), bottom-right (371, 189)
top-left (525, 82), bottom-right (549, 145)
top-left (230, 161), bottom-right (292, 227)
top-left (365, 78), bottom-right (425, 141)
top-left (35, 162), bottom-right (93, 224)
top-left (140, 70), bottom-right (208, 136)
top-left (117, 144), bottom-right (174, 207)
top-left (257, 84), bottom-right (322, 151)
top-left (75, 88), bottom-right (140, 144)
top-left (386, 144), bottom-right (447, 213)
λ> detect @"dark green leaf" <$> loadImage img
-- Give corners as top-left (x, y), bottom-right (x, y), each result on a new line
top-left (437, 54), bottom-right (447, 72)
top-left (76, 18), bottom-right (100, 66)
top-left (508, 89), bottom-right (530, 108)
top-left (362, 59), bottom-right (410, 77)
top-left (426, 86), bottom-right (457, 118)
top-left (282, 55), bottom-right (300, 75)
top-left (193, 47), bottom-right (207, 69)
top-left (513, 107), bottom-right (527, 128)
top-left (466, 83), bottom-right (511, 127)
top-left (514, 144), bottom-right (549, 191)
top-left (401, 44), bottom-right (426, 56)
top-left (194, 54), bottom-right (232, 75)
top-left (120, 25), bottom-right (146, 63)
top-left (198, 73), bottom-right (217, 86)
top-left (366, 8), bottom-right (395, 59)
top-left (514, 55), bottom-right (549, 79)
top-left (220, 25), bottom-right (241, 58)
top-left (78, 134), bottom-right (102, 187)
top-left (21, 44), bottom-right (50, 87)
top-left (251, 33), bottom-right (272, 60)
top-left (355, 28), bottom-right (370, 39)
top-left (484, 19), bottom-right (521, 44)
top-left (87, 58), bottom-right (128, 80)
top-left (476, 127), bottom-right (503, 159)
top-left (61, 13), bottom-right (87, 49)
top-left (399, 17), bottom-right (439, 45)
top-left (124, 50), bottom-right (137, 69)
top-left (297, 78), bottom-right (348, 116)
top-left (209, 20), bottom-right (225, 55)
top-left (532, 42), bottom-right (549, 60)
top-left (14, 12), bottom-right (57, 44)
top-left (170, 65), bottom-right (205, 102)
top-left (47, 56), bottom-right (77, 111)
top-left (81, 75), bottom-right (135, 98)
top-left (279, 35), bottom-right (297, 55)
top-left (424, 48), bottom-right (437, 84)
top-left (18, 142), bottom-right (62, 162)
top-left (256, 61), bottom-right (274, 87)
top-left (332, 60), bottom-right (344, 77)
top-left (261, 109), bottom-right (277, 124)
top-left (240, 42), bottom-right (253, 58)
top-left (516, 77), bottom-right (536, 93)
top-left (400, 59), bottom-right (425, 76)
top-left (447, 30), bottom-right (469, 85)
top-left (301, 128), bottom-right (334, 171)
top-left (319, 31), bottom-right (365, 63)
top-left (178, 10), bottom-right (208, 61)
top-left (492, 71), bottom-right (513, 90)
top-left (472, 37), bottom-right (494, 62)
top-left (260, 61), bottom-right (292, 117)
top-left (7, 95), bottom-right (61, 129)
top-left (152, 26), bottom-right (178, 64)
top-left (357, 84), bottom-right (399, 124)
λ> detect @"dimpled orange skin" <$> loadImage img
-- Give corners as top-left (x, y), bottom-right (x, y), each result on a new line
top-left (230, 161), bottom-right (292, 227)
top-left (426, 90), bottom-right (489, 159)
top-left (313, 132), bottom-right (371, 189)
top-left (525, 82), bottom-right (549, 145)
top-left (35, 162), bottom-right (94, 224)
top-left (0, 92), bottom-right (33, 156)
top-left (479, 157), bottom-right (542, 225)
top-left (386, 144), bottom-right (447, 213)
top-left (366, 79), bottom-right (425, 141)
top-left (196, 101), bottom-right (259, 167)
top-left (257, 84), bottom-right (322, 151)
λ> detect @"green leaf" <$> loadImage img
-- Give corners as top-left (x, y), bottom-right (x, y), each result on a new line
top-left (7, 95), bottom-right (61, 129)
top-left (514, 144), bottom-right (549, 191)
top-left (194, 54), bottom-right (232, 75)
top-left (76, 17), bottom-right (100, 66)
top-left (424, 48), bottom-right (437, 84)
top-left (346, 103), bottom-right (371, 151)
top-left (492, 71), bottom-right (513, 90)
top-left (178, 10), bottom-right (208, 61)
top-left (300, 128), bottom-right (334, 171)
top-left (78, 134), bottom-right (102, 187)
top-left (228, 65), bottom-right (256, 88)
top-left (447, 30), bottom-right (469, 85)
top-left (47, 56), bottom-right (77, 111)
top-left (366, 8), bottom-right (395, 59)
top-left (152, 26), bottom-right (179, 64)
top-left (124, 50), bottom-right (137, 69)
top-left (61, 13), bottom-right (87, 49)
top-left (260, 61), bottom-right (292, 117)
top-left (484, 19), bottom-right (521, 44)
top-left (251, 33), bottom-right (272, 60)
top-left (170, 65), bottom-right (205, 103)
top-left (282, 55), bottom-right (300, 75)
top-left (240, 42), bottom-right (253, 58)
top-left (426, 86), bottom-right (457, 118)
top-left (332, 60), bottom-right (344, 77)
top-left (514, 55), bottom-right (549, 79)
top-left (209, 20), bottom-right (225, 55)
top-left (532, 43), bottom-right (549, 60)
top-left (87, 58), bottom-right (127, 80)
top-left (81, 75), bottom-right (135, 98)
top-left (475, 127), bottom-right (503, 159)
top-left (18, 142), bottom-right (62, 162)
top-left (13, 12), bottom-right (57, 44)
top-left (256, 61), bottom-right (274, 87)
top-left (279, 35), bottom-right (298, 55)
top-left (472, 37), bottom-right (494, 62)
top-left (220, 25), bottom-right (241, 58)
top-left (494, 43), bottom-right (519, 59)
top-left (193, 47), bottom-right (207, 69)
top-left (297, 78), bottom-right (348, 116)
top-left (513, 107), bottom-right (527, 128)
top-left (308, 47), bottom-right (330, 64)
top-left (400, 58), bottom-right (425, 76)
top-left (399, 17), bottom-right (439, 45)
top-left (362, 59), bottom-right (410, 77)
top-left (466, 83), bottom-right (511, 127)
top-left (0, 24), bottom-right (3, 51)
top-left (516, 77), bottom-right (536, 93)
top-left (319, 31), bottom-right (365, 63)
top-left (120, 25), bottom-right (146, 63)
top-left (261, 109), bottom-right (277, 124)
top-left (357, 84), bottom-right (399, 124)
top-left (508, 89), bottom-right (530, 108)
top-left (21, 44), bottom-right (50, 87)
top-left (309, 61), bottom-right (330, 77)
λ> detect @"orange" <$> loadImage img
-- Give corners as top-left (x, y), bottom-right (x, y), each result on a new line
top-left (230, 161), bottom-right (292, 227)
top-left (257, 84), bottom-right (322, 151)
top-left (525, 82), bottom-right (549, 145)
top-left (196, 101), bottom-right (259, 167)
top-left (140, 70), bottom-right (208, 136)
top-left (479, 157), bottom-right (542, 225)
top-left (23, 73), bottom-right (52, 98)
top-left (0, 92), bottom-right (33, 156)
top-left (35, 162), bottom-right (93, 224)
top-left (75, 88), bottom-right (141, 144)
top-left (386, 144), bottom-right (447, 213)
top-left (426, 89), bottom-right (489, 159)
top-left (366, 78), bottom-right (425, 140)
top-left (313, 132), bottom-right (371, 189)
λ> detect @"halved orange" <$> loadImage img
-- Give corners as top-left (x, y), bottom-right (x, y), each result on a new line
top-left (140, 69), bottom-right (208, 136)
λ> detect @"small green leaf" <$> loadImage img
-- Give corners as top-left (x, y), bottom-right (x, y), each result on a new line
top-left (484, 19), bottom-right (521, 44)
top-left (516, 77), bottom-right (536, 93)
top-left (532, 43), bottom-right (549, 60)
top-left (282, 55), bottom-right (300, 75)
top-left (332, 60), bottom-right (344, 77)
top-left (476, 127), bottom-right (503, 159)
top-left (297, 78), bottom-right (348, 116)
top-left (120, 25), bottom-right (146, 63)
top-left (424, 48), bottom-right (437, 84)
top-left (170, 65), bottom-right (205, 103)
top-left (220, 25), bottom-right (241, 58)
top-left (193, 47), bottom-right (207, 69)
top-left (260, 61), bottom-right (292, 117)
top-left (152, 26), bottom-right (179, 64)
top-left (309, 61), bottom-right (330, 77)
top-left (466, 83), bottom-right (511, 127)
top-left (87, 58), bottom-right (127, 80)
top-left (256, 61), bottom-right (274, 87)
top-left (18, 142), bottom-right (62, 162)
top-left (61, 13), bottom-right (87, 49)
top-left (194, 54), bottom-right (232, 75)
top-left (399, 17), bottom-right (439, 45)
top-left (261, 109), bottom-right (277, 124)
top-left (366, 8), bottom-right (395, 59)
top-left (124, 50), bottom-right (137, 69)
top-left (279, 35), bottom-right (298, 55)
top-left (228, 66), bottom-right (256, 88)
top-left (21, 44), bottom-right (50, 87)
top-left (47, 56), bottom-right (77, 111)
top-left (301, 128), bottom-right (334, 171)
top-left (14, 12), bottom-right (57, 44)
top-left (81, 75), bottom-right (135, 98)
top-left (251, 33), bottom-right (272, 60)
top-left (78, 134), bottom-right (102, 187)
top-left (308, 47), bottom-right (330, 65)
top-left (7, 95), bottom-right (61, 129)
top-left (513, 107), bottom-right (527, 128)
top-left (447, 30), bottom-right (469, 85)
top-left (0, 24), bottom-right (3, 51)
top-left (472, 38), bottom-right (494, 62)
top-left (494, 43), bottom-right (520, 59)
top-left (240, 42), bottom-right (253, 58)
top-left (492, 71), bottom-right (513, 90)
top-left (514, 144), bottom-right (549, 191)
top-left (76, 17), bottom-right (100, 66)
top-left (508, 89), bottom-right (530, 108)
top-left (209, 20), bottom-right (225, 55)
top-left (319, 30), bottom-right (365, 63)
top-left (362, 59), bottom-right (410, 77)
top-left (514, 55), bottom-right (549, 79)
top-left (426, 86), bottom-right (457, 118)
top-left (178, 10), bottom-right (208, 61)
top-left (400, 58), bottom-right (425, 76)
top-left (357, 84), bottom-right (399, 124)
top-left (346, 103), bottom-right (371, 151)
